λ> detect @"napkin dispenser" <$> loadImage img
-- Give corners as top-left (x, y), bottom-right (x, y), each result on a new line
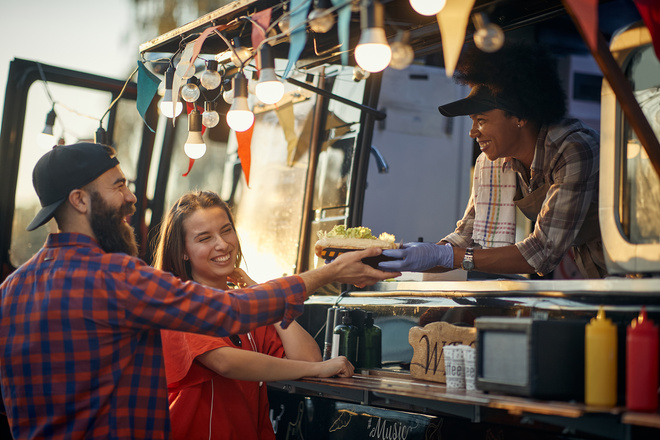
top-left (475, 317), bottom-right (585, 400)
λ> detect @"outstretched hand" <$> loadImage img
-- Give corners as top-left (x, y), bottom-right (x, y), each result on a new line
top-left (377, 242), bottom-right (454, 272)
top-left (328, 247), bottom-right (401, 287)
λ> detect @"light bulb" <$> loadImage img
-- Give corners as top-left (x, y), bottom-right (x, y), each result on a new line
top-left (231, 38), bottom-right (252, 67)
top-left (37, 108), bottom-right (57, 150)
top-left (472, 13), bottom-right (505, 53)
top-left (352, 66), bottom-right (370, 82)
top-left (181, 77), bottom-right (201, 103)
top-left (256, 44), bottom-right (285, 104)
top-left (176, 60), bottom-right (195, 79)
top-left (202, 101), bottom-right (220, 128)
top-left (200, 60), bottom-right (222, 90)
top-left (278, 14), bottom-right (290, 33)
top-left (308, 8), bottom-right (335, 33)
top-left (409, 0), bottom-right (446, 16)
top-left (390, 31), bottom-right (415, 70)
top-left (223, 88), bottom-right (234, 104)
top-left (226, 73), bottom-right (255, 132)
top-left (184, 109), bottom-right (207, 159)
top-left (159, 67), bottom-right (184, 118)
top-left (355, 28), bottom-right (392, 73)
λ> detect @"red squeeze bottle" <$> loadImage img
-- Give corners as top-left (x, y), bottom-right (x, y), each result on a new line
top-left (626, 307), bottom-right (659, 412)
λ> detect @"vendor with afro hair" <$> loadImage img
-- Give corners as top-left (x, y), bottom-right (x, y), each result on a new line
top-left (379, 41), bottom-right (606, 279)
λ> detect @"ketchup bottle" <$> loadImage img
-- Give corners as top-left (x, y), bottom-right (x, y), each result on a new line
top-left (626, 307), bottom-right (659, 412)
top-left (585, 307), bottom-right (618, 407)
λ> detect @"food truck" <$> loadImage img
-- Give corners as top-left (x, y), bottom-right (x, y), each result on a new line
top-left (1, 0), bottom-right (659, 438)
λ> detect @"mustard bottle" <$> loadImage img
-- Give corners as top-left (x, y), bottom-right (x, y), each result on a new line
top-left (585, 307), bottom-right (618, 406)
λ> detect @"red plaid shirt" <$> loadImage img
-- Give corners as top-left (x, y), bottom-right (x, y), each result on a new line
top-left (0, 233), bottom-right (305, 439)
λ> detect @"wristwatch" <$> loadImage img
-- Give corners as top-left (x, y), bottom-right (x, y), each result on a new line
top-left (461, 248), bottom-right (475, 271)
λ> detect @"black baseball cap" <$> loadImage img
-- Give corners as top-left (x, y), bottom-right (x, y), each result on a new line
top-left (27, 142), bottom-right (119, 231)
top-left (438, 85), bottom-right (520, 117)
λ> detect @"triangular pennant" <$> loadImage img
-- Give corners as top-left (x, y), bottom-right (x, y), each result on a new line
top-left (275, 104), bottom-right (298, 166)
top-left (182, 157), bottom-right (195, 177)
top-left (331, 0), bottom-right (351, 66)
top-left (283, 0), bottom-right (312, 78)
top-left (236, 125), bottom-right (255, 186)
top-left (252, 8), bottom-right (273, 71)
top-left (191, 24), bottom-right (229, 66)
top-left (437, 0), bottom-right (476, 77)
top-left (634, 0), bottom-right (660, 61)
top-left (563, 0), bottom-right (599, 52)
top-left (136, 60), bottom-right (159, 133)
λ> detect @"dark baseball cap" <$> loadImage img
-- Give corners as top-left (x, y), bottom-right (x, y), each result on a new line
top-left (27, 142), bottom-right (119, 231)
top-left (438, 85), bottom-right (520, 117)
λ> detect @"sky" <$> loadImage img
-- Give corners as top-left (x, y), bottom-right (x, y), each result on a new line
top-left (0, 0), bottom-right (143, 130)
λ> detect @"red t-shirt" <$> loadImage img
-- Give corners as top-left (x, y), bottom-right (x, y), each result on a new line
top-left (162, 326), bottom-right (285, 440)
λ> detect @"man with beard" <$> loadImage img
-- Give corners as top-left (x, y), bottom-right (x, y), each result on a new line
top-left (0, 142), bottom-right (399, 440)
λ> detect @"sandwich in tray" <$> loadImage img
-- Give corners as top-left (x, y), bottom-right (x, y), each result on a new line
top-left (314, 225), bottom-right (400, 267)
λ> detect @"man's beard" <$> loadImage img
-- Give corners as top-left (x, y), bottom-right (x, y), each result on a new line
top-left (89, 191), bottom-right (139, 257)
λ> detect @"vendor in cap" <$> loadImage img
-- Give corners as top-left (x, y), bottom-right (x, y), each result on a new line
top-left (379, 42), bottom-right (606, 279)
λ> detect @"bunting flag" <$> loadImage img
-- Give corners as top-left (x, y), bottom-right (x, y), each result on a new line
top-left (276, 104), bottom-right (298, 166)
top-left (236, 125), bottom-right (255, 186)
top-left (136, 60), bottom-right (160, 133)
top-left (331, 0), bottom-right (351, 66)
top-left (252, 8), bottom-right (273, 71)
top-left (283, 0), bottom-right (312, 78)
top-left (562, 0), bottom-right (599, 52)
top-left (437, 0), bottom-right (476, 77)
top-left (182, 157), bottom-right (196, 177)
top-left (191, 24), bottom-right (229, 66)
top-left (634, 0), bottom-right (660, 61)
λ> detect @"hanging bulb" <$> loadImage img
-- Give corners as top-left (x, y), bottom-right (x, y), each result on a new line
top-left (94, 126), bottom-right (107, 145)
top-left (472, 12), bottom-right (505, 53)
top-left (278, 12), bottom-right (290, 33)
top-left (409, 0), bottom-right (447, 16)
top-left (355, 1), bottom-right (392, 73)
top-left (200, 59), bottom-right (222, 90)
top-left (37, 108), bottom-right (57, 150)
top-left (352, 66), bottom-right (370, 82)
top-left (308, 0), bottom-right (335, 33)
top-left (256, 44), bottom-right (285, 104)
top-left (226, 72), bottom-right (254, 132)
top-left (231, 38), bottom-right (252, 68)
top-left (223, 78), bottom-right (234, 104)
top-left (389, 30), bottom-right (415, 70)
top-left (181, 77), bottom-right (201, 103)
top-left (159, 66), bottom-right (184, 118)
top-left (202, 101), bottom-right (220, 128)
top-left (184, 108), bottom-right (207, 159)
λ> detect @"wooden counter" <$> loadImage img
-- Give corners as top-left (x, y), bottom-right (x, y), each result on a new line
top-left (269, 370), bottom-right (659, 439)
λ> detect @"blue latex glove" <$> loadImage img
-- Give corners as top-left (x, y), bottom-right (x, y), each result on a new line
top-left (378, 242), bottom-right (454, 272)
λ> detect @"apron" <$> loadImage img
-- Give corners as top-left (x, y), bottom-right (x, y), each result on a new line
top-left (514, 182), bottom-right (607, 278)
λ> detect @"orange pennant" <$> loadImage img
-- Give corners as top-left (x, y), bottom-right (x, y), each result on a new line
top-left (236, 125), bottom-right (255, 187)
top-left (182, 157), bottom-right (195, 177)
top-left (437, 0), bottom-right (477, 77)
top-left (563, 0), bottom-right (599, 52)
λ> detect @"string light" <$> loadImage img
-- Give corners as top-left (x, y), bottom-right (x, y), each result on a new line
top-left (389, 30), bottom-right (415, 70)
top-left (231, 38), bottom-right (252, 68)
top-left (256, 44), bottom-right (285, 104)
top-left (202, 101), bottom-right (220, 128)
top-left (184, 108), bottom-right (207, 159)
top-left (181, 76), bottom-right (201, 103)
top-left (355, 0), bottom-right (392, 73)
top-left (409, 0), bottom-right (447, 16)
top-left (159, 66), bottom-right (183, 118)
top-left (308, 0), bottom-right (335, 33)
top-left (37, 108), bottom-right (57, 150)
top-left (200, 59), bottom-right (222, 90)
top-left (472, 12), bottom-right (505, 53)
top-left (226, 72), bottom-right (254, 132)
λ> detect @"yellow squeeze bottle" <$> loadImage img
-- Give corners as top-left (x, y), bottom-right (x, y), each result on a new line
top-left (585, 307), bottom-right (618, 406)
